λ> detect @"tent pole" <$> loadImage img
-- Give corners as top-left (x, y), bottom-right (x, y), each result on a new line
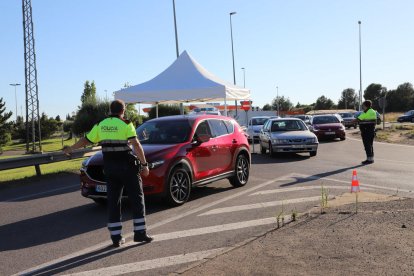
top-left (156, 103), bottom-right (159, 118)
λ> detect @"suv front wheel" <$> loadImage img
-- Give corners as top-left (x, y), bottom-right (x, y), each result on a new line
top-left (229, 154), bottom-right (250, 187)
top-left (165, 166), bottom-right (191, 206)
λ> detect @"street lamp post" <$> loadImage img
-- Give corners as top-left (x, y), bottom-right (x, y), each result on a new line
top-left (358, 21), bottom-right (362, 111)
top-left (9, 83), bottom-right (21, 121)
top-left (241, 67), bottom-right (246, 88)
top-left (230, 11), bottom-right (237, 117)
top-left (276, 86), bottom-right (280, 116)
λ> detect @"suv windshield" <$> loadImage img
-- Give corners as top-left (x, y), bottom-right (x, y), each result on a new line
top-left (313, 116), bottom-right (340, 124)
top-left (271, 120), bottom-right (306, 131)
top-left (137, 120), bottom-right (192, 144)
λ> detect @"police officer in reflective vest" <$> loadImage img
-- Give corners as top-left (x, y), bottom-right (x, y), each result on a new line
top-left (356, 100), bottom-right (377, 165)
top-left (64, 99), bottom-right (153, 247)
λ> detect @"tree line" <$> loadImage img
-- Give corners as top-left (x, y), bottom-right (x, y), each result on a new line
top-left (262, 82), bottom-right (414, 113)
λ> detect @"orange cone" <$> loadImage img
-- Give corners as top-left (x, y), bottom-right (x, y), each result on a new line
top-left (351, 170), bottom-right (360, 193)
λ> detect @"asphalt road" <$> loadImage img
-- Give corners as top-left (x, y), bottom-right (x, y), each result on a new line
top-left (1, 131), bottom-right (413, 275)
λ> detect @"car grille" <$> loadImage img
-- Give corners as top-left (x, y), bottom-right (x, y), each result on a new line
top-left (288, 139), bottom-right (304, 143)
top-left (86, 165), bottom-right (106, 183)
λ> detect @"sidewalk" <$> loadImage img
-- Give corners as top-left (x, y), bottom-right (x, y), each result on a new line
top-left (177, 192), bottom-right (414, 276)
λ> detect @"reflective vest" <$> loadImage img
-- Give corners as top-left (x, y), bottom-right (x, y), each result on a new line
top-left (86, 116), bottom-right (136, 153)
top-left (358, 108), bottom-right (377, 125)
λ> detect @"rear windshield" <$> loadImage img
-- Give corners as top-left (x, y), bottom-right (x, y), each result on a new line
top-left (251, 118), bottom-right (268, 125)
top-left (312, 116), bottom-right (340, 124)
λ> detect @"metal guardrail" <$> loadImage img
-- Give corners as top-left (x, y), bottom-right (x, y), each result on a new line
top-left (0, 147), bottom-right (101, 176)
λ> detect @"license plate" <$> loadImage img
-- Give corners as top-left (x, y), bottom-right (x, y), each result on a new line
top-left (96, 185), bottom-right (107, 193)
top-left (291, 145), bottom-right (304, 148)
top-left (325, 132), bottom-right (335, 135)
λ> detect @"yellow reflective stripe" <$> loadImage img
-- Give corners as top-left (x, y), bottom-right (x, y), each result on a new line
top-left (102, 146), bottom-right (131, 152)
top-left (100, 140), bottom-right (129, 145)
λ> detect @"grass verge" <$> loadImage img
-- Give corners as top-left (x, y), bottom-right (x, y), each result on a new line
top-left (0, 158), bottom-right (83, 183)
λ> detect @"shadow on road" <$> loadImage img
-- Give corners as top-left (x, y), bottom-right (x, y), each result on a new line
top-left (251, 152), bottom-right (310, 165)
top-left (19, 242), bottom-right (149, 275)
top-left (0, 183), bottom-right (234, 251)
top-left (279, 164), bottom-right (365, 187)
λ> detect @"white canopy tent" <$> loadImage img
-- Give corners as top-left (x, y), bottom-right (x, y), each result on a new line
top-left (114, 51), bottom-right (250, 116)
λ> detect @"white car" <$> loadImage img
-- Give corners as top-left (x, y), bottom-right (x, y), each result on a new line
top-left (247, 116), bottom-right (270, 141)
top-left (259, 118), bottom-right (319, 157)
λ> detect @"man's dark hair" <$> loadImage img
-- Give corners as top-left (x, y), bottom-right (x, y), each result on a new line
top-left (110, 99), bottom-right (125, 115)
top-left (362, 100), bottom-right (372, 108)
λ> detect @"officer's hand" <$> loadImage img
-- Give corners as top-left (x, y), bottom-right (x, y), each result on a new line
top-left (141, 166), bottom-right (149, 177)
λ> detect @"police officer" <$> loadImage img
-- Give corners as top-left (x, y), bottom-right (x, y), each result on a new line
top-left (356, 100), bottom-right (377, 164)
top-left (64, 99), bottom-right (153, 247)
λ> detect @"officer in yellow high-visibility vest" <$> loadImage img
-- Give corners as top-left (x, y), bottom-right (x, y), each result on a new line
top-left (64, 99), bottom-right (153, 247)
top-left (356, 100), bottom-right (377, 164)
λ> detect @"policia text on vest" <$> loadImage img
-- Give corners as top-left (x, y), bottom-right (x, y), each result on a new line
top-left (63, 100), bottom-right (153, 247)
top-left (356, 100), bottom-right (377, 165)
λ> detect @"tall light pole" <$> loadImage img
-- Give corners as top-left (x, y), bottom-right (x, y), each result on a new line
top-left (173, 0), bottom-right (184, 115)
top-left (172, 0), bottom-right (179, 58)
top-left (241, 67), bottom-right (246, 88)
top-left (276, 86), bottom-right (280, 116)
top-left (230, 11), bottom-right (237, 117)
top-left (358, 20), bottom-right (362, 111)
top-left (9, 83), bottom-right (21, 121)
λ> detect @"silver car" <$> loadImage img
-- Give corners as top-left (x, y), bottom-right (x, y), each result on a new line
top-left (259, 118), bottom-right (319, 157)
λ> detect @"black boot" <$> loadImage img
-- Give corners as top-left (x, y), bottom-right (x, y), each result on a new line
top-left (112, 237), bottom-right (125, 247)
top-left (134, 231), bottom-right (153, 243)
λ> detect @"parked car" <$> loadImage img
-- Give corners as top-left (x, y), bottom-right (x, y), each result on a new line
top-left (309, 114), bottom-right (346, 141)
top-left (259, 118), bottom-right (318, 156)
top-left (80, 115), bottom-right (251, 206)
top-left (397, 110), bottom-right (414, 123)
top-left (338, 112), bottom-right (357, 129)
top-left (354, 111), bottom-right (382, 125)
top-left (247, 116), bottom-right (270, 142)
top-left (291, 114), bottom-right (312, 125)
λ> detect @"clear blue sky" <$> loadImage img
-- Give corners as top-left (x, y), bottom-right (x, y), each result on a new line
top-left (1, 0), bottom-right (413, 119)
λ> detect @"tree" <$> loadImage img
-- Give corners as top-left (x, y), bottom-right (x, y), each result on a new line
top-left (72, 100), bottom-right (110, 135)
top-left (262, 104), bottom-right (272, 111)
top-left (39, 113), bottom-right (59, 139)
top-left (148, 104), bottom-right (183, 119)
top-left (125, 104), bottom-right (146, 126)
top-left (386, 82), bottom-right (414, 112)
top-left (80, 80), bottom-right (97, 105)
top-left (0, 98), bottom-right (13, 152)
top-left (55, 115), bottom-right (61, 122)
top-left (364, 83), bottom-right (386, 110)
top-left (271, 96), bottom-right (293, 111)
top-left (338, 88), bottom-right (357, 109)
top-left (315, 95), bottom-right (335, 110)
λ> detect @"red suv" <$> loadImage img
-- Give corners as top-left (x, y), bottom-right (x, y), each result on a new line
top-left (80, 115), bottom-right (251, 206)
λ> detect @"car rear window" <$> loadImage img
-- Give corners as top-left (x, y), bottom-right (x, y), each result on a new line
top-left (312, 116), bottom-right (340, 124)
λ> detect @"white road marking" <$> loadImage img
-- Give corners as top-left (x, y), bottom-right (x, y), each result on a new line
top-left (4, 184), bottom-right (79, 202)
top-left (62, 248), bottom-right (227, 276)
top-left (293, 173), bottom-right (413, 194)
top-left (15, 174), bottom-right (296, 276)
top-left (199, 196), bottom-right (321, 216)
top-left (249, 185), bottom-right (362, 196)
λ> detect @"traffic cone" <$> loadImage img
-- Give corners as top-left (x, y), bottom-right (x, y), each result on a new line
top-left (351, 170), bottom-right (360, 193)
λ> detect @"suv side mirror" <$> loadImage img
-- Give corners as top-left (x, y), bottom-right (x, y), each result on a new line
top-left (193, 134), bottom-right (210, 145)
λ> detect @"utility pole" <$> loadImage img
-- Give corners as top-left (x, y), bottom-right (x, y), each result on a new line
top-left (22, 0), bottom-right (42, 153)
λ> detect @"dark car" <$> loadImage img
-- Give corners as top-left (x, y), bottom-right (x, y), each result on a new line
top-left (309, 114), bottom-right (346, 141)
top-left (339, 112), bottom-right (357, 129)
top-left (80, 115), bottom-right (251, 206)
top-left (354, 111), bottom-right (382, 125)
top-left (397, 110), bottom-right (414, 123)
